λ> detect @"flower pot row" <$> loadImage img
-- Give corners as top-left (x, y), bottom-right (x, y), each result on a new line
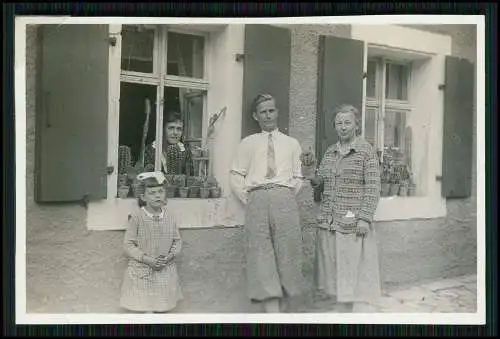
top-left (117, 173), bottom-right (222, 199)
top-left (117, 184), bottom-right (222, 199)
top-left (191, 148), bottom-right (210, 158)
top-left (166, 185), bottom-right (222, 199)
top-left (117, 181), bottom-right (145, 199)
top-left (381, 182), bottom-right (417, 197)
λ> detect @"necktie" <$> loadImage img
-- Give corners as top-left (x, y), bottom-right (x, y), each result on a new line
top-left (266, 133), bottom-right (277, 179)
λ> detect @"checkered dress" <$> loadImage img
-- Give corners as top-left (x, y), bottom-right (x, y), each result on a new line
top-left (120, 207), bottom-right (183, 312)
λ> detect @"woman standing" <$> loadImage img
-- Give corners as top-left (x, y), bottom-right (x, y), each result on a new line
top-left (311, 104), bottom-right (382, 313)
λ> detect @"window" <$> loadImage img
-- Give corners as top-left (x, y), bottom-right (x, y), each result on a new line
top-left (117, 25), bottom-right (213, 199)
top-left (365, 58), bottom-right (419, 198)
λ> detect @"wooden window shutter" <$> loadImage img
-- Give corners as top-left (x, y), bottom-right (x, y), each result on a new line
top-left (442, 56), bottom-right (475, 198)
top-left (35, 25), bottom-right (109, 203)
top-left (241, 24), bottom-right (291, 138)
top-left (316, 35), bottom-right (364, 160)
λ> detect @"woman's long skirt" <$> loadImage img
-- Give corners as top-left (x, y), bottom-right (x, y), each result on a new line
top-left (315, 227), bottom-right (382, 303)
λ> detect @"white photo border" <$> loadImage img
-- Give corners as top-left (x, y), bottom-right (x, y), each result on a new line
top-left (15, 15), bottom-right (486, 325)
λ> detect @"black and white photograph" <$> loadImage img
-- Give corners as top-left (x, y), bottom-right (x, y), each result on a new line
top-left (15, 15), bottom-right (485, 324)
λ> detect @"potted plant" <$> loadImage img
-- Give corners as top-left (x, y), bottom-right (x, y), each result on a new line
top-left (200, 180), bottom-right (211, 199)
top-left (201, 147), bottom-right (210, 158)
top-left (186, 176), bottom-right (199, 188)
top-left (191, 145), bottom-right (203, 158)
top-left (188, 177), bottom-right (201, 198)
top-left (398, 165), bottom-right (411, 196)
top-left (118, 173), bottom-right (128, 188)
top-left (399, 179), bottom-right (409, 196)
top-left (408, 181), bottom-right (417, 196)
top-left (144, 164), bottom-right (155, 172)
top-left (165, 174), bottom-right (174, 184)
top-left (163, 174), bottom-right (177, 198)
top-left (178, 181), bottom-right (189, 198)
top-left (407, 174), bottom-right (416, 196)
top-left (380, 163), bottom-right (391, 197)
top-left (118, 185), bottom-right (130, 199)
top-left (210, 184), bottom-right (222, 199)
top-left (127, 165), bottom-right (145, 198)
top-left (118, 145), bottom-right (132, 176)
top-left (205, 175), bottom-right (218, 187)
top-left (173, 174), bottom-right (187, 188)
top-left (389, 167), bottom-right (401, 196)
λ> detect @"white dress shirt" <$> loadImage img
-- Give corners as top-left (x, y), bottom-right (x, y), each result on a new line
top-left (230, 129), bottom-right (304, 205)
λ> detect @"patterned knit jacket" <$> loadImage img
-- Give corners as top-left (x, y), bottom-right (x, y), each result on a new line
top-left (314, 137), bottom-right (381, 234)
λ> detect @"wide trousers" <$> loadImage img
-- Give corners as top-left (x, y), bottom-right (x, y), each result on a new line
top-left (245, 187), bottom-right (304, 301)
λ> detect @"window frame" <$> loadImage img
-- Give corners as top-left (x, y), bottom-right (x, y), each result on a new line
top-left (115, 24), bottom-right (211, 196)
top-left (364, 57), bottom-right (413, 163)
top-left (120, 24), bottom-right (159, 76)
top-left (89, 24), bottom-right (248, 231)
top-left (352, 24), bottom-right (454, 220)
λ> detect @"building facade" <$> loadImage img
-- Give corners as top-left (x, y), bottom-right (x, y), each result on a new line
top-left (25, 23), bottom-right (477, 312)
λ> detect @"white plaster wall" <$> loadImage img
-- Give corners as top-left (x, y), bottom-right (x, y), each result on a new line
top-left (206, 24), bottom-right (246, 227)
top-left (352, 25), bottom-right (452, 56)
top-left (87, 24), bottom-right (246, 230)
top-left (352, 24), bottom-right (452, 220)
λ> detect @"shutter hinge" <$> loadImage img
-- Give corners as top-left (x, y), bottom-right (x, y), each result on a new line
top-left (107, 32), bottom-right (121, 47)
top-left (81, 194), bottom-right (89, 210)
top-left (438, 84), bottom-right (446, 90)
top-left (107, 36), bottom-right (117, 46)
top-left (235, 53), bottom-right (245, 62)
top-left (436, 175), bottom-right (443, 181)
top-left (362, 72), bottom-right (368, 79)
top-left (107, 165), bottom-right (114, 175)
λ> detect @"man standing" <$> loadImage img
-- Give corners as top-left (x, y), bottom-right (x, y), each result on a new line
top-left (230, 93), bottom-right (305, 313)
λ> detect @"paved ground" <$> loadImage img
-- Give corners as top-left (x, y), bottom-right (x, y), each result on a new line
top-left (373, 274), bottom-right (477, 313)
top-left (303, 274), bottom-right (477, 313)
top-left (25, 205), bottom-right (477, 314)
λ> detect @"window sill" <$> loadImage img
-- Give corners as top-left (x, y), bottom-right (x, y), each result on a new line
top-left (86, 196), bottom-right (245, 231)
top-left (86, 194), bottom-right (447, 230)
top-left (374, 195), bottom-right (447, 221)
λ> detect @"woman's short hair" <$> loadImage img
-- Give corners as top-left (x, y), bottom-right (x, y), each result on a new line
top-left (331, 104), bottom-right (362, 136)
top-left (252, 93), bottom-right (275, 112)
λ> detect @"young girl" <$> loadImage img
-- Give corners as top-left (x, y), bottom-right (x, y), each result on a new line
top-left (120, 171), bottom-right (183, 313)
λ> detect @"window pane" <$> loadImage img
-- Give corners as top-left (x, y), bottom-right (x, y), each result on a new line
top-left (117, 82), bottom-right (157, 198)
top-left (167, 32), bottom-right (205, 79)
top-left (364, 107), bottom-right (378, 147)
top-left (164, 87), bottom-right (206, 177)
top-left (164, 87), bottom-right (204, 140)
top-left (121, 25), bottom-right (155, 73)
top-left (366, 60), bottom-right (377, 98)
top-left (385, 63), bottom-right (409, 101)
top-left (384, 109), bottom-right (407, 151)
top-left (381, 109), bottom-right (420, 197)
